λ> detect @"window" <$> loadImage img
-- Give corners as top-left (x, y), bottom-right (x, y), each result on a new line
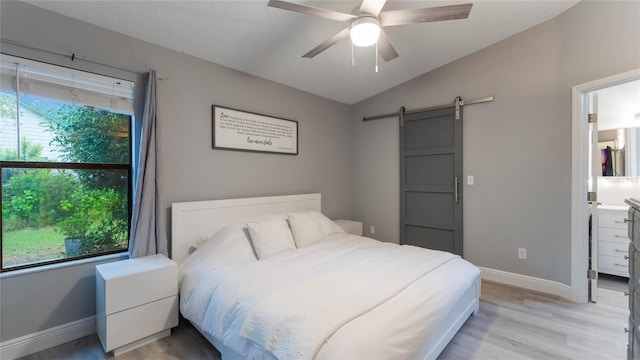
top-left (0, 54), bottom-right (136, 271)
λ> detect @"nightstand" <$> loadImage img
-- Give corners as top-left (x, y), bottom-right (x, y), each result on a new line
top-left (95, 254), bottom-right (178, 356)
top-left (334, 219), bottom-right (363, 236)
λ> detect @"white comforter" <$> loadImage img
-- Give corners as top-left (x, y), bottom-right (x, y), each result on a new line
top-left (180, 234), bottom-right (479, 360)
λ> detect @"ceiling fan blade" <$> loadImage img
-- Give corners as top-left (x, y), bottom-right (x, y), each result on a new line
top-left (268, 0), bottom-right (356, 22)
top-left (380, 3), bottom-right (473, 27)
top-left (303, 27), bottom-right (351, 58)
top-left (377, 30), bottom-right (399, 62)
top-left (359, 0), bottom-right (387, 16)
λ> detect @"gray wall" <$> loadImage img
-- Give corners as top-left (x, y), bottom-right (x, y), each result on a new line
top-left (1, 0), bottom-right (639, 346)
top-left (0, 1), bottom-right (352, 342)
top-left (0, 255), bottom-right (127, 342)
top-left (350, 1), bottom-right (640, 285)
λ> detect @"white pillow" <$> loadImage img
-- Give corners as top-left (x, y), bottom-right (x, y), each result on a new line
top-left (190, 224), bottom-right (257, 260)
top-left (288, 211), bottom-right (346, 247)
top-left (247, 218), bottom-right (296, 259)
top-left (316, 212), bottom-right (347, 238)
top-left (288, 211), bottom-right (325, 247)
top-left (179, 224), bottom-right (257, 288)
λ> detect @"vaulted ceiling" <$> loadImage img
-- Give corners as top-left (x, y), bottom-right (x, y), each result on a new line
top-left (22, 0), bottom-right (580, 104)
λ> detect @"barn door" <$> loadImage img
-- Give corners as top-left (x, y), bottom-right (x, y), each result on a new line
top-left (400, 101), bottom-right (463, 255)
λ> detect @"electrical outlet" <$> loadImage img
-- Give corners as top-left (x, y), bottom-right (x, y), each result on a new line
top-left (370, 225), bottom-right (375, 234)
top-left (518, 248), bottom-right (527, 259)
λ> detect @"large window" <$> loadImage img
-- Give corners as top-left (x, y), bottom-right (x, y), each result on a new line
top-left (0, 55), bottom-right (135, 271)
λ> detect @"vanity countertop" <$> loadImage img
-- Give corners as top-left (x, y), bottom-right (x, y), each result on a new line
top-left (598, 204), bottom-right (630, 211)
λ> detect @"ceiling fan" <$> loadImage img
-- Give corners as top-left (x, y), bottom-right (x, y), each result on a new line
top-left (268, 0), bottom-right (473, 62)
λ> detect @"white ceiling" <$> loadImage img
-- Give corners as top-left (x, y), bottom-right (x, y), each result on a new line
top-left (22, 0), bottom-right (580, 105)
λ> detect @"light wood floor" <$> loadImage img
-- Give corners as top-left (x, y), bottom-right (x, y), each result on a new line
top-left (439, 282), bottom-right (627, 360)
top-left (19, 281), bottom-right (627, 360)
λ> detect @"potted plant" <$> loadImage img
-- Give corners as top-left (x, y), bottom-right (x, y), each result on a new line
top-left (58, 198), bottom-right (91, 257)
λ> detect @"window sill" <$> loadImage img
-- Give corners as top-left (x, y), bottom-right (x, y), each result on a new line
top-left (0, 252), bottom-right (129, 279)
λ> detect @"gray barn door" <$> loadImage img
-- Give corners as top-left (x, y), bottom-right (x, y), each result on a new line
top-left (400, 105), bottom-right (463, 256)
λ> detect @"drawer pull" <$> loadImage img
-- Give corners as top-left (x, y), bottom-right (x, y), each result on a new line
top-left (626, 328), bottom-right (631, 333)
top-left (615, 234), bottom-right (629, 238)
top-left (616, 219), bottom-right (629, 223)
top-left (615, 249), bottom-right (629, 253)
top-left (625, 255), bottom-right (630, 260)
top-left (625, 292), bottom-right (630, 296)
top-left (615, 263), bottom-right (628, 267)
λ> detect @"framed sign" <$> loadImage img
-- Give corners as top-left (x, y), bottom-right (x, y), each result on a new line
top-left (212, 105), bottom-right (298, 155)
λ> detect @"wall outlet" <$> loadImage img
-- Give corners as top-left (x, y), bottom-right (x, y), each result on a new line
top-left (370, 225), bottom-right (375, 234)
top-left (518, 248), bottom-right (527, 259)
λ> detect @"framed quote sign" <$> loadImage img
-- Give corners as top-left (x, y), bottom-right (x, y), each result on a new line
top-left (212, 105), bottom-right (298, 155)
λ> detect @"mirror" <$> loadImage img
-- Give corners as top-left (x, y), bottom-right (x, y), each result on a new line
top-left (597, 79), bottom-right (640, 177)
top-left (598, 127), bottom-right (639, 176)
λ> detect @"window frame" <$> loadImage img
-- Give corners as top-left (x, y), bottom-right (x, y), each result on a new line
top-left (0, 59), bottom-right (136, 272)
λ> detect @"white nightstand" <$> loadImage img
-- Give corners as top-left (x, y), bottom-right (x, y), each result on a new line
top-left (95, 254), bottom-right (178, 356)
top-left (334, 219), bottom-right (363, 236)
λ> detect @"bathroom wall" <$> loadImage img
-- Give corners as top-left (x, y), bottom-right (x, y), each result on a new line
top-left (597, 177), bottom-right (640, 206)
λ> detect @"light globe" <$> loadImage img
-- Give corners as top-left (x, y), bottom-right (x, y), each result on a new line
top-left (350, 16), bottom-right (381, 47)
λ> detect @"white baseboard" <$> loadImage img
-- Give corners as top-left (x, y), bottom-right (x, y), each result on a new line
top-left (479, 267), bottom-right (574, 301)
top-left (0, 316), bottom-right (96, 360)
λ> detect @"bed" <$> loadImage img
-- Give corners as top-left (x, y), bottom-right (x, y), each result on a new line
top-left (171, 193), bottom-right (480, 360)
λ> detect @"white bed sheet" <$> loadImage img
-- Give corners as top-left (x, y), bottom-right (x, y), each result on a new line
top-left (180, 234), bottom-right (480, 360)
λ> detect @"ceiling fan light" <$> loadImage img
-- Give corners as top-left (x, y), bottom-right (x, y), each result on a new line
top-left (350, 16), bottom-right (380, 47)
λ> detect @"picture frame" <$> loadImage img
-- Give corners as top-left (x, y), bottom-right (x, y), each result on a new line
top-left (212, 105), bottom-right (298, 155)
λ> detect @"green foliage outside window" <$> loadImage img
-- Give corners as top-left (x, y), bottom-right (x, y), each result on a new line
top-left (43, 106), bottom-right (130, 256)
top-left (0, 92), bottom-right (17, 119)
top-left (57, 187), bottom-right (128, 256)
top-left (0, 138), bottom-right (45, 162)
top-left (2, 101), bottom-right (131, 267)
top-left (1, 168), bottom-right (77, 231)
top-left (45, 105), bottom-right (130, 190)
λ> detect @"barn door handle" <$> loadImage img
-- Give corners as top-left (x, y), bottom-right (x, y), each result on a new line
top-left (455, 177), bottom-right (460, 204)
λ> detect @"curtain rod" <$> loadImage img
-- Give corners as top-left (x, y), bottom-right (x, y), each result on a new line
top-left (0, 37), bottom-right (166, 80)
top-left (363, 96), bottom-right (494, 122)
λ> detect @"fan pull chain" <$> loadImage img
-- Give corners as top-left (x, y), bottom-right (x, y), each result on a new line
top-left (351, 42), bottom-right (354, 67)
top-left (375, 41), bottom-right (379, 73)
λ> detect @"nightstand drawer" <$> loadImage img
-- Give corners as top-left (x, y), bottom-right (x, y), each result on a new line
top-left (97, 254), bottom-right (177, 314)
top-left (101, 295), bottom-right (178, 352)
top-left (599, 226), bottom-right (631, 244)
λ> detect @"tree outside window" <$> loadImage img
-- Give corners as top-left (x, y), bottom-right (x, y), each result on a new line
top-left (1, 92), bottom-right (132, 270)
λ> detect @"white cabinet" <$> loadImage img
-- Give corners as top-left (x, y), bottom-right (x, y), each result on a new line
top-left (96, 254), bottom-right (178, 356)
top-left (597, 206), bottom-right (630, 277)
top-left (334, 219), bottom-right (363, 236)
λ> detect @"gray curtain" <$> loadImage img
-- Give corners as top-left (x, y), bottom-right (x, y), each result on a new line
top-left (128, 69), bottom-right (167, 258)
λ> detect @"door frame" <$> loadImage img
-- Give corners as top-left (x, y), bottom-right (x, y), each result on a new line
top-left (570, 68), bottom-right (640, 303)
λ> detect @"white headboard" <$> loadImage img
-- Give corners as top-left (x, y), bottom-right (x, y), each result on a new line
top-left (171, 193), bottom-right (321, 264)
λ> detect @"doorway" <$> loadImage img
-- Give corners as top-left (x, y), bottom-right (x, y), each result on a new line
top-left (571, 69), bottom-right (640, 303)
